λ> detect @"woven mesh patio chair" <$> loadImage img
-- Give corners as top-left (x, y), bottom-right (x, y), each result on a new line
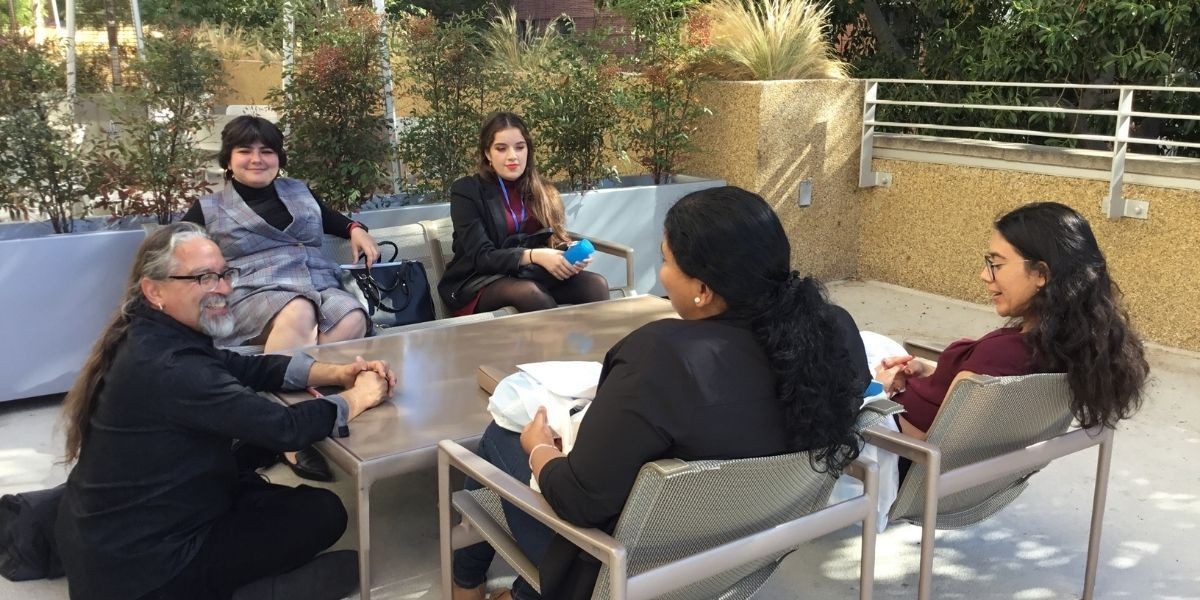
top-left (438, 401), bottom-right (901, 600)
top-left (863, 341), bottom-right (1114, 600)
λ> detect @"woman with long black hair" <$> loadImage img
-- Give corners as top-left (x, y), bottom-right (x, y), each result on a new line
top-left (451, 186), bottom-right (870, 600)
top-left (874, 201), bottom-right (1149, 439)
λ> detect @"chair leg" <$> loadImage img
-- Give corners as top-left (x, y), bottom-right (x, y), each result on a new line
top-left (609, 556), bottom-right (627, 600)
top-left (859, 463), bottom-right (878, 600)
top-left (439, 453), bottom-right (454, 600)
top-left (1082, 429), bottom-right (1114, 600)
top-left (916, 454), bottom-right (940, 600)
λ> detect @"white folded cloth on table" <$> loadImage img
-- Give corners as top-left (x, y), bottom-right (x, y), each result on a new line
top-left (487, 361), bottom-right (601, 492)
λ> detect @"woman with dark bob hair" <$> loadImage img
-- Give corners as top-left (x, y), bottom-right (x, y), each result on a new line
top-left (181, 115), bottom-right (379, 481)
top-left (451, 186), bottom-right (870, 600)
top-left (438, 112), bottom-right (610, 316)
top-left (874, 201), bottom-right (1149, 439)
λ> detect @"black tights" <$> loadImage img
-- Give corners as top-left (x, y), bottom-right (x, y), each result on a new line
top-left (475, 271), bottom-right (609, 314)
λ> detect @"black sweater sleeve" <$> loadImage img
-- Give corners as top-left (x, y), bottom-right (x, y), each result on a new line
top-left (537, 331), bottom-right (674, 527)
top-left (180, 200), bottom-right (204, 225)
top-left (310, 186), bottom-right (357, 238)
top-left (161, 347), bottom-right (335, 452)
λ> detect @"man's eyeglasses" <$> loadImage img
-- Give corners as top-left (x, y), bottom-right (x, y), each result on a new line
top-left (983, 256), bottom-right (1033, 281)
top-left (167, 268), bottom-right (240, 291)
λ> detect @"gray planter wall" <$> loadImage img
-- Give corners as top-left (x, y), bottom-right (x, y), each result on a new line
top-left (562, 175), bottom-right (725, 296)
top-left (0, 229), bottom-right (146, 402)
top-left (350, 202), bottom-right (450, 230)
top-left (0, 175), bottom-right (722, 402)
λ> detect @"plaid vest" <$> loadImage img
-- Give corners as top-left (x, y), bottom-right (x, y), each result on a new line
top-left (198, 178), bottom-right (342, 302)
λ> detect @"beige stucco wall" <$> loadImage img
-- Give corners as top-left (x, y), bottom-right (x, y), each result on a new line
top-left (684, 77), bottom-right (1199, 351)
top-left (859, 161), bottom-right (1200, 351)
top-left (686, 79), bottom-right (865, 281)
top-left (216, 60), bottom-right (282, 106)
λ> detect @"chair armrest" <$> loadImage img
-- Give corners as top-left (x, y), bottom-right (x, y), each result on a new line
top-left (862, 425), bottom-right (941, 469)
top-left (568, 230), bottom-right (636, 295)
top-left (843, 455), bottom-right (878, 485)
top-left (903, 338), bottom-right (948, 362)
top-left (437, 440), bottom-right (627, 566)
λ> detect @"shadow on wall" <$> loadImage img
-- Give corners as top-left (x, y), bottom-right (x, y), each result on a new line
top-left (686, 79), bottom-right (866, 282)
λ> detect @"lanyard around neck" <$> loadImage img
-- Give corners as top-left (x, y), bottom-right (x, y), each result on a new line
top-left (497, 177), bottom-right (526, 229)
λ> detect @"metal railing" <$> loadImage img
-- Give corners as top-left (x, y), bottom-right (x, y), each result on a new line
top-left (859, 79), bottom-right (1200, 219)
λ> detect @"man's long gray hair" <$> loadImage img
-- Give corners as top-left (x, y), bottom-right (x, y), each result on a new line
top-left (61, 222), bottom-right (211, 463)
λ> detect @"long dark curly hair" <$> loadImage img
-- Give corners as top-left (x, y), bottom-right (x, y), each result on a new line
top-left (663, 186), bottom-right (863, 473)
top-left (996, 202), bottom-right (1149, 429)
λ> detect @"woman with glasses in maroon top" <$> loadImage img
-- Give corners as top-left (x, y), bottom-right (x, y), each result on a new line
top-left (874, 202), bottom-right (1149, 440)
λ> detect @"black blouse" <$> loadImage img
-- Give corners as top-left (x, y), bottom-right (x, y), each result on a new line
top-left (535, 307), bottom-right (869, 598)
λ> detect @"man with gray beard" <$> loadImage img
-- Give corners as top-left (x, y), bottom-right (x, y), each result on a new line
top-left (55, 223), bottom-right (394, 600)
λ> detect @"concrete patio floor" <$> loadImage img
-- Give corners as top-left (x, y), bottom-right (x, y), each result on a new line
top-left (2, 280), bottom-right (1197, 600)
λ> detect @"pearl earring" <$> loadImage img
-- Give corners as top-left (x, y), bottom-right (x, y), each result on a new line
top-left (158, 303), bottom-right (164, 311)
top-left (693, 297), bottom-right (701, 304)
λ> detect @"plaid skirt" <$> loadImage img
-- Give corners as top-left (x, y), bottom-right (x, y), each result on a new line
top-left (220, 282), bottom-right (364, 347)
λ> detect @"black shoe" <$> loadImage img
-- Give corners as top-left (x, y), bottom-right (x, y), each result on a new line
top-left (232, 550), bottom-right (359, 600)
top-left (282, 447), bottom-right (334, 482)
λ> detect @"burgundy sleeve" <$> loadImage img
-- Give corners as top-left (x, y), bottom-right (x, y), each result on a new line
top-left (897, 330), bottom-right (1031, 431)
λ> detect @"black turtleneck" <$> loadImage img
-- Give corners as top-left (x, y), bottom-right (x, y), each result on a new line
top-left (181, 179), bottom-right (358, 238)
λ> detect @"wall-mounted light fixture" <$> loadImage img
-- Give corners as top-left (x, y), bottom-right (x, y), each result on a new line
top-left (798, 179), bottom-right (813, 208)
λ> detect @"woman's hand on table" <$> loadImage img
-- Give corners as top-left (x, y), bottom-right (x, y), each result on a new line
top-left (350, 228), bottom-right (380, 267)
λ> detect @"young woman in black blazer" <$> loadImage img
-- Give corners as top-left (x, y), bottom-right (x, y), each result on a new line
top-left (438, 112), bottom-right (609, 315)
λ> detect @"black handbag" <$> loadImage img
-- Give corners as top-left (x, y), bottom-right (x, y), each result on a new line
top-left (341, 241), bottom-right (436, 328)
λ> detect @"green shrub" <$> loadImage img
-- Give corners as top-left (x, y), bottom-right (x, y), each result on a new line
top-left (523, 26), bottom-right (628, 190)
top-left (0, 34), bottom-right (100, 233)
top-left (608, 0), bottom-right (711, 183)
top-left (95, 27), bottom-right (224, 224)
top-left (395, 11), bottom-right (498, 202)
top-left (270, 6), bottom-right (394, 213)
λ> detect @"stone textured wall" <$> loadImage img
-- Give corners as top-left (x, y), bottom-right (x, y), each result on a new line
top-left (686, 79), bottom-right (865, 282)
top-left (685, 78), bottom-right (1199, 351)
top-left (859, 161), bottom-right (1200, 351)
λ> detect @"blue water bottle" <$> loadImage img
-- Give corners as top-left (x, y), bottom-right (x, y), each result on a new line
top-left (563, 239), bottom-right (595, 264)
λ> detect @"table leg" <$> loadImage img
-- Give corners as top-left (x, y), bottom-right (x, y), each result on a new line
top-left (358, 473), bottom-right (372, 600)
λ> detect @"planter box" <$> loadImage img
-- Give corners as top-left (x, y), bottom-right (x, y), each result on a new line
top-left (561, 174), bottom-right (725, 296)
top-left (689, 79), bottom-right (865, 282)
top-left (0, 229), bottom-right (147, 402)
top-left (351, 201), bottom-right (451, 230)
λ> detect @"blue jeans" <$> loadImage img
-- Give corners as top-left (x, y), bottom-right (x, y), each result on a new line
top-left (452, 422), bottom-right (554, 600)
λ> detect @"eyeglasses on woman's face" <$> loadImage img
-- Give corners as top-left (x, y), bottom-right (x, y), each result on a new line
top-left (982, 255), bottom-right (1034, 282)
top-left (167, 268), bottom-right (241, 292)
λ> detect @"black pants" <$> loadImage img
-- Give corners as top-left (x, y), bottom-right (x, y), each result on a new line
top-left (475, 270), bottom-right (610, 314)
top-left (138, 476), bottom-right (347, 600)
